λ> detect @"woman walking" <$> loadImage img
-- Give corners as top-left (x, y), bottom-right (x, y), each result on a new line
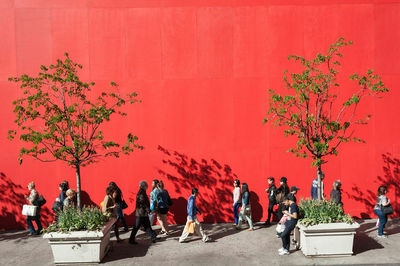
top-left (232, 179), bottom-right (241, 225)
top-left (236, 183), bottom-right (254, 231)
top-left (24, 182), bottom-right (43, 236)
top-left (374, 185), bottom-right (391, 238)
top-left (102, 186), bottom-right (122, 242)
top-left (109, 181), bottom-right (129, 232)
top-left (156, 180), bottom-right (172, 235)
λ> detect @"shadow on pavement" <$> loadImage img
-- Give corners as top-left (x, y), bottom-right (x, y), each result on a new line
top-left (353, 219), bottom-right (384, 255)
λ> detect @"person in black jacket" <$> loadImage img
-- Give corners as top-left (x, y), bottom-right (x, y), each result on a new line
top-left (330, 180), bottom-right (343, 206)
top-left (276, 177), bottom-right (290, 220)
top-left (129, 181), bottom-right (158, 245)
top-left (265, 177), bottom-right (277, 226)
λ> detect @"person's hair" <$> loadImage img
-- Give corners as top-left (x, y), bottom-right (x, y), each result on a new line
top-left (109, 181), bottom-right (117, 188)
top-left (281, 196), bottom-right (290, 202)
top-left (234, 179), bottom-right (240, 186)
top-left (280, 176), bottom-right (287, 183)
top-left (333, 180), bottom-right (341, 190)
top-left (59, 182), bottom-right (68, 192)
top-left (66, 189), bottom-right (75, 197)
top-left (192, 188), bottom-right (199, 195)
top-left (140, 180), bottom-right (148, 190)
top-left (157, 180), bottom-right (164, 189)
top-left (377, 185), bottom-right (387, 196)
top-left (152, 179), bottom-right (159, 186)
top-left (268, 176), bottom-right (275, 182)
top-left (241, 183), bottom-right (249, 196)
top-left (106, 186), bottom-right (114, 195)
top-left (28, 182), bottom-right (35, 189)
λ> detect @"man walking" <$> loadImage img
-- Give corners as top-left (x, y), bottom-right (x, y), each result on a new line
top-left (179, 188), bottom-right (211, 243)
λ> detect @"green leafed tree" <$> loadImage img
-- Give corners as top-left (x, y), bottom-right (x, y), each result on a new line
top-left (263, 38), bottom-right (389, 200)
top-left (8, 53), bottom-right (143, 209)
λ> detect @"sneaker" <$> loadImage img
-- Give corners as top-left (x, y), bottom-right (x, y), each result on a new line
top-left (278, 247), bottom-right (284, 252)
top-left (279, 249), bottom-right (290, 255)
top-left (377, 234), bottom-right (388, 238)
top-left (203, 237), bottom-right (212, 242)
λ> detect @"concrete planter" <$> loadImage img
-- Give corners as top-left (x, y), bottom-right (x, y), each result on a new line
top-left (298, 222), bottom-right (360, 257)
top-left (43, 218), bottom-right (116, 264)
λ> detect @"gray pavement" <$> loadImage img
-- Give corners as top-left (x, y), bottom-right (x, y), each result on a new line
top-left (0, 218), bottom-right (399, 266)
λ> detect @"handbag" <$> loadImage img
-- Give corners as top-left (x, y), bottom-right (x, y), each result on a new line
top-left (382, 204), bottom-right (394, 215)
top-left (22, 205), bottom-right (37, 216)
top-left (276, 223), bottom-right (285, 233)
top-left (186, 220), bottom-right (196, 234)
top-left (120, 200), bottom-right (128, 209)
top-left (52, 201), bottom-right (62, 213)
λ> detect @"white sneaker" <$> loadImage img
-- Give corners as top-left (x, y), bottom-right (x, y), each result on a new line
top-left (278, 247), bottom-right (284, 252)
top-left (279, 249), bottom-right (290, 255)
top-left (377, 234), bottom-right (388, 238)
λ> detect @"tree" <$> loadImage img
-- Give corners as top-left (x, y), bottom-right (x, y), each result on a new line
top-left (263, 38), bottom-right (389, 200)
top-left (8, 53), bottom-right (143, 209)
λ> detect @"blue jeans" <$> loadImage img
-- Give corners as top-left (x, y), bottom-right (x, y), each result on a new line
top-left (279, 220), bottom-right (297, 251)
top-left (374, 208), bottom-right (387, 236)
top-left (233, 203), bottom-right (241, 225)
top-left (117, 203), bottom-right (128, 229)
top-left (27, 213), bottom-right (42, 234)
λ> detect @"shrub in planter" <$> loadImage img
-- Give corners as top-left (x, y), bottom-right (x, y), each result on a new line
top-left (44, 206), bottom-right (110, 233)
top-left (297, 199), bottom-right (359, 257)
top-left (298, 199), bottom-right (353, 226)
top-left (43, 207), bottom-right (115, 264)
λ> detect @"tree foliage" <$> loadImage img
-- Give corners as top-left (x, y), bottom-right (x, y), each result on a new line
top-left (264, 38), bottom-right (388, 167)
top-left (8, 53), bottom-right (143, 208)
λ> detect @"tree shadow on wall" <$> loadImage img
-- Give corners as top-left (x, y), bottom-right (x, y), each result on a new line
top-left (0, 172), bottom-right (52, 231)
top-left (157, 145), bottom-right (253, 225)
top-left (346, 153), bottom-right (400, 219)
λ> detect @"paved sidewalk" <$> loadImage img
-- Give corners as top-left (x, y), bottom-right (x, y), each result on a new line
top-left (0, 219), bottom-right (399, 266)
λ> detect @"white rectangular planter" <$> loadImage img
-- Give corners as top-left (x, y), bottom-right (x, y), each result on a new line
top-left (43, 218), bottom-right (116, 264)
top-left (298, 222), bottom-right (360, 257)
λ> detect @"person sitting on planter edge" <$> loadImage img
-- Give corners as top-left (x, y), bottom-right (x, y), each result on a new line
top-left (330, 180), bottom-right (343, 207)
top-left (311, 170), bottom-right (325, 200)
top-left (278, 194), bottom-right (298, 255)
top-left (179, 188), bottom-right (211, 243)
top-left (63, 189), bottom-right (76, 209)
top-left (24, 181), bottom-right (43, 236)
top-left (129, 181), bottom-right (159, 244)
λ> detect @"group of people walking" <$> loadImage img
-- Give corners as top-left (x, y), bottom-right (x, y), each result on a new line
top-left (23, 175), bottom-right (393, 254)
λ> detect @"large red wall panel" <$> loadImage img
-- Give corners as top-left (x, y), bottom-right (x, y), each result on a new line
top-left (1, 0), bottom-right (400, 229)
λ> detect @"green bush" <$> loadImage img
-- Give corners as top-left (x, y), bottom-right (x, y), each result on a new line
top-left (298, 199), bottom-right (353, 227)
top-left (44, 206), bottom-right (110, 233)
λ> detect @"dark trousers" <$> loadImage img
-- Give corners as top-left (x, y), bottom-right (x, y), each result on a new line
top-left (280, 221), bottom-right (297, 251)
top-left (267, 201), bottom-right (277, 223)
top-left (129, 216), bottom-right (156, 242)
top-left (27, 214), bottom-right (42, 234)
top-left (233, 203), bottom-right (241, 225)
top-left (116, 203), bottom-right (128, 229)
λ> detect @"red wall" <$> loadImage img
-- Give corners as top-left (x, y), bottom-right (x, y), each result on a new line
top-left (1, 0), bottom-right (400, 229)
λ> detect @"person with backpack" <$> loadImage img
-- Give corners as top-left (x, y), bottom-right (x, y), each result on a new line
top-left (265, 177), bottom-right (277, 226)
top-left (156, 181), bottom-right (172, 235)
top-left (236, 183), bottom-right (254, 231)
top-left (52, 181), bottom-right (69, 215)
top-left (276, 177), bottom-right (290, 220)
top-left (24, 182), bottom-right (43, 236)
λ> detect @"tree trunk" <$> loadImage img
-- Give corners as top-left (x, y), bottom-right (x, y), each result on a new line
top-left (317, 164), bottom-right (323, 200)
top-left (75, 164), bottom-right (82, 209)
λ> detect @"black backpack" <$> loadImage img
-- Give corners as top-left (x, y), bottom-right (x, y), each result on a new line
top-left (34, 195), bottom-right (47, 207)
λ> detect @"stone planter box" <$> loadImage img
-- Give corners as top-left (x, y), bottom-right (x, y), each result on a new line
top-left (298, 222), bottom-right (360, 257)
top-left (43, 218), bottom-right (116, 264)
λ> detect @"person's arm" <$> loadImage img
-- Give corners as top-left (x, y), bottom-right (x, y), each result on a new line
top-left (187, 197), bottom-right (194, 220)
top-left (242, 192), bottom-right (249, 209)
